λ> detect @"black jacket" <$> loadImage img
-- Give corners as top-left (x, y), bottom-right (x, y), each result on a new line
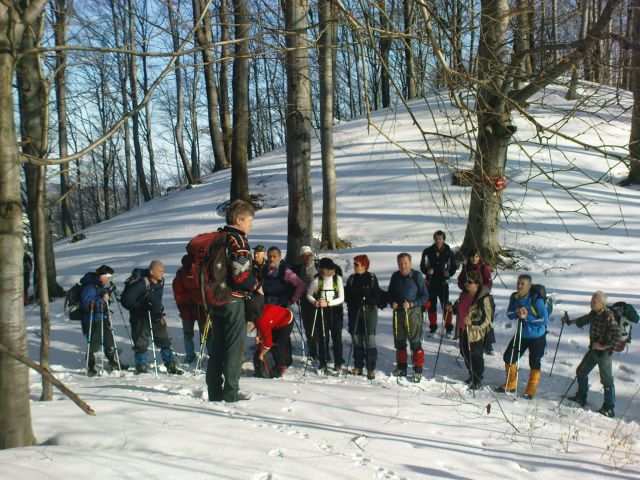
top-left (121, 275), bottom-right (165, 316)
top-left (345, 271), bottom-right (381, 310)
top-left (420, 244), bottom-right (458, 284)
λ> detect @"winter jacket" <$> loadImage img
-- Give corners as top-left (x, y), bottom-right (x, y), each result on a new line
top-left (463, 286), bottom-right (493, 343)
top-left (121, 273), bottom-right (165, 317)
top-left (256, 304), bottom-right (293, 350)
top-left (454, 291), bottom-right (474, 330)
top-left (345, 271), bottom-right (381, 311)
top-left (261, 261), bottom-right (305, 307)
top-left (506, 291), bottom-right (548, 339)
top-left (457, 261), bottom-right (493, 291)
top-left (575, 307), bottom-right (622, 353)
top-left (173, 266), bottom-right (202, 321)
top-left (80, 272), bottom-right (110, 322)
top-left (223, 225), bottom-right (258, 296)
top-left (387, 269), bottom-right (429, 308)
top-left (420, 244), bottom-right (458, 285)
top-left (293, 261), bottom-right (317, 289)
top-left (307, 274), bottom-right (344, 306)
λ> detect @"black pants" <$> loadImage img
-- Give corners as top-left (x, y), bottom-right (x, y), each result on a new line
top-left (428, 281), bottom-right (449, 314)
top-left (460, 331), bottom-right (484, 382)
top-left (82, 316), bottom-right (115, 355)
top-left (272, 322), bottom-right (294, 367)
top-left (314, 306), bottom-right (344, 367)
top-left (502, 333), bottom-right (546, 370)
top-left (348, 306), bottom-right (377, 371)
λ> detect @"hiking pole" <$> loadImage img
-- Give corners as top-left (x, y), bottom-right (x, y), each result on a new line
top-left (549, 311), bottom-right (568, 377)
top-left (148, 311), bottom-right (159, 376)
top-left (345, 306), bottom-right (362, 377)
top-left (195, 312), bottom-right (212, 372)
top-left (558, 377), bottom-right (577, 408)
top-left (100, 303), bottom-right (106, 373)
top-left (432, 323), bottom-right (445, 378)
top-left (85, 303), bottom-right (94, 374)
top-left (303, 308), bottom-right (319, 376)
top-left (362, 304), bottom-right (370, 377)
top-left (320, 306), bottom-right (327, 372)
top-left (295, 303), bottom-right (308, 358)
top-left (107, 301), bottom-right (122, 371)
top-left (513, 318), bottom-right (524, 398)
top-left (112, 287), bottom-right (134, 348)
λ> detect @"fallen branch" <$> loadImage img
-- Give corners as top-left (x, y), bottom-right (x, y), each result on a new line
top-left (0, 341), bottom-right (96, 416)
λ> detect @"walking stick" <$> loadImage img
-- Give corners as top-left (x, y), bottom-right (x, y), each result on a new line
top-left (112, 286), bottom-right (134, 347)
top-left (107, 300), bottom-right (122, 371)
top-left (558, 377), bottom-right (577, 407)
top-left (432, 322), bottom-right (445, 378)
top-left (195, 312), bottom-right (212, 372)
top-left (513, 319), bottom-right (524, 398)
top-left (549, 311), bottom-right (568, 377)
top-left (100, 303), bottom-right (105, 373)
top-left (303, 308), bottom-right (319, 376)
top-left (85, 303), bottom-right (94, 374)
top-left (344, 306), bottom-right (362, 376)
top-left (295, 303), bottom-right (308, 358)
top-left (148, 311), bottom-right (159, 376)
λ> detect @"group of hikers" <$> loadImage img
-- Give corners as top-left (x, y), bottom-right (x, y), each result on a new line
top-left (70, 200), bottom-right (627, 417)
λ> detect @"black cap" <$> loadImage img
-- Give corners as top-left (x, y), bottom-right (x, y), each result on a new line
top-left (318, 257), bottom-right (337, 270)
top-left (254, 244), bottom-right (265, 253)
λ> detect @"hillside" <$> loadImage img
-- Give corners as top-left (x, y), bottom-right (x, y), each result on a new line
top-left (3, 83), bottom-right (640, 478)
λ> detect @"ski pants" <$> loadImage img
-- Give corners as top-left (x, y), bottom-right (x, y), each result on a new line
top-left (207, 298), bottom-right (246, 402)
top-left (502, 333), bottom-right (546, 370)
top-left (348, 306), bottom-right (377, 372)
top-left (314, 306), bottom-right (344, 367)
top-left (576, 348), bottom-right (615, 407)
top-left (82, 316), bottom-right (115, 355)
top-left (460, 331), bottom-right (484, 383)
top-left (272, 321), bottom-right (294, 368)
top-left (301, 297), bottom-right (317, 359)
top-left (130, 312), bottom-right (174, 364)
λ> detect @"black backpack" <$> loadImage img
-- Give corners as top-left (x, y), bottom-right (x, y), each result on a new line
top-left (120, 268), bottom-right (151, 311)
top-left (608, 302), bottom-right (640, 352)
top-left (253, 349), bottom-right (277, 378)
top-left (64, 281), bottom-right (86, 320)
top-left (530, 284), bottom-right (553, 317)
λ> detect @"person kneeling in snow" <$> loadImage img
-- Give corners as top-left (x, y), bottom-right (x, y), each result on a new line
top-left (253, 304), bottom-right (294, 378)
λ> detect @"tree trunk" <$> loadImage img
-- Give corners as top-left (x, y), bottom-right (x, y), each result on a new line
top-left (626, 0), bottom-right (640, 184)
top-left (219, 0), bottom-right (233, 163)
top-left (53, 0), bottom-right (74, 237)
top-left (284, 0), bottom-right (314, 264)
top-left (566, 0), bottom-right (590, 100)
top-left (513, 0), bottom-right (533, 90)
top-left (379, 0), bottom-right (391, 108)
top-left (128, 0), bottom-right (151, 202)
top-left (319, 0), bottom-right (342, 250)
top-left (230, 0), bottom-right (251, 202)
top-left (551, 0), bottom-right (558, 63)
top-left (193, 0), bottom-right (228, 171)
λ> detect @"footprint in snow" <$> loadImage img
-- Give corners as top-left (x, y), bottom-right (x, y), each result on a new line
top-left (281, 406), bottom-right (293, 413)
top-left (268, 448), bottom-right (284, 457)
top-left (253, 474), bottom-right (273, 480)
top-left (351, 452), bottom-right (370, 467)
top-left (569, 339), bottom-right (581, 349)
top-left (619, 364), bottom-right (634, 374)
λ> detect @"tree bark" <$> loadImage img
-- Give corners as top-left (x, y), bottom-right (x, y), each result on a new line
top-left (53, 0), bottom-right (74, 237)
top-left (626, 0), bottom-right (640, 184)
top-left (0, 13), bottom-right (36, 450)
top-left (219, 0), bottom-right (233, 163)
top-left (566, 0), bottom-right (590, 100)
top-left (284, 0), bottom-right (313, 263)
top-left (379, 0), bottom-right (391, 108)
top-left (230, 0), bottom-right (251, 202)
top-left (193, 0), bottom-right (228, 171)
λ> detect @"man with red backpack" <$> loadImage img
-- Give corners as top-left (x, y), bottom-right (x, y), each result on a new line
top-left (173, 254), bottom-right (207, 363)
top-left (205, 200), bottom-right (259, 402)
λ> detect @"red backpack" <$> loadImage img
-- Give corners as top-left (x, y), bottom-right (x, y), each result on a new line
top-left (186, 230), bottom-right (232, 307)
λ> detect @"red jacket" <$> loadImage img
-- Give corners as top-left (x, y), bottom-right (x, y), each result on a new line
top-left (256, 304), bottom-right (293, 349)
top-left (173, 266), bottom-right (202, 320)
top-left (457, 262), bottom-right (493, 291)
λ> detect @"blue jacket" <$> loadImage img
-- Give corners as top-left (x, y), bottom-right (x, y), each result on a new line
top-left (507, 291), bottom-right (548, 339)
top-left (387, 269), bottom-right (429, 307)
top-left (80, 272), bottom-right (109, 322)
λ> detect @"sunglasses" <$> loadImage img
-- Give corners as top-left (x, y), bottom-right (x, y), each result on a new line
top-left (465, 280), bottom-right (477, 285)
top-left (354, 263), bottom-right (362, 267)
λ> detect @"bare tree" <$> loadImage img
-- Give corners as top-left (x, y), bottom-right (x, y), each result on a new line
top-left (284, 0), bottom-right (313, 263)
top-left (625, 0), bottom-right (640, 184)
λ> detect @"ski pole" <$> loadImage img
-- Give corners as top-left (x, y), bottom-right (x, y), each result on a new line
top-left (112, 287), bottom-right (134, 347)
top-left (503, 318), bottom-right (521, 391)
top-left (362, 304), bottom-right (370, 376)
top-left (320, 307), bottom-right (327, 370)
top-left (296, 303), bottom-right (307, 358)
top-left (107, 301), bottom-right (122, 371)
top-left (558, 377), bottom-right (577, 408)
top-left (303, 308), bottom-right (319, 376)
top-left (100, 303), bottom-right (105, 373)
top-left (196, 311), bottom-right (212, 372)
top-left (345, 306), bottom-right (362, 376)
top-left (86, 303), bottom-right (94, 374)
top-left (148, 311), bottom-right (159, 376)
top-left (549, 311), bottom-right (568, 377)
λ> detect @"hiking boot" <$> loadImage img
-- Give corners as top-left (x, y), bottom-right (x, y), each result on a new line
top-left (351, 367), bottom-right (363, 376)
top-left (165, 361), bottom-right (184, 375)
top-left (87, 367), bottom-right (98, 377)
top-left (411, 372), bottom-right (422, 383)
top-left (392, 367), bottom-right (407, 377)
top-left (597, 404), bottom-right (615, 418)
top-left (469, 380), bottom-right (483, 390)
top-left (274, 365), bottom-right (286, 378)
top-left (464, 376), bottom-right (472, 385)
top-left (366, 370), bottom-right (375, 380)
top-left (237, 392), bottom-right (251, 401)
top-left (429, 324), bottom-right (438, 334)
top-left (185, 355), bottom-right (197, 364)
top-left (109, 360), bottom-right (129, 371)
top-left (568, 393), bottom-right (587, 407)
top-left (318, 364), bottom-right (329, 375)
top-left (135, 364), bottom-right (149, 374)
top-left (484, 348), bottom-right (496, 356)
top-left (334, 364), bottom-right (342, 373)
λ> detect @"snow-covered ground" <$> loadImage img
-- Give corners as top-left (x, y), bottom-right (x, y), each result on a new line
top-left (3, 83), bottom-right (640, 478)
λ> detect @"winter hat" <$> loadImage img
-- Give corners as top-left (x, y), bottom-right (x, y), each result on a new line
top-left (181, 255), bottom-right (194, 269)
top-left (254, 244), bottom-right (266, 253)
top-left (318, 257), bottom-right (337, 271)
top-left (299, 245), bottom-right (313, 256)
top-left (96, 264), bottom-right (114, 277)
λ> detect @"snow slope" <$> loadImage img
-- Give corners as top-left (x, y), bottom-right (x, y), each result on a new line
top-left (3, 83), bottom-right (640, 479)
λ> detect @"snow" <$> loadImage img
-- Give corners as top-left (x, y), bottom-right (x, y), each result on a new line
top-left (3, 83), bottom-right (640, 478)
